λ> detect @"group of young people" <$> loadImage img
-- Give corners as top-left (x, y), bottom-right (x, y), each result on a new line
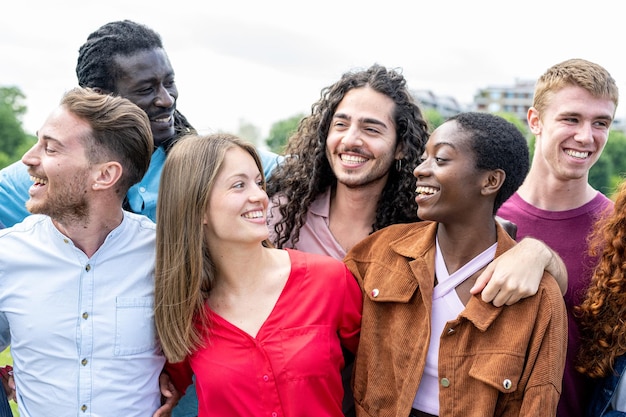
top-left (0, 18), bottom-right (623, 417)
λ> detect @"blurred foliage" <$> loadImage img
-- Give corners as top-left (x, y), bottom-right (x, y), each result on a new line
top-left (264, 113), bottom-right (304, 154)
top-left (0, 86), bottom-right (35, 169)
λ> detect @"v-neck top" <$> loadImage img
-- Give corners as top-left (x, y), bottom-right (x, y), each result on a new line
top-left (166, 248), bottom-right (362, 417)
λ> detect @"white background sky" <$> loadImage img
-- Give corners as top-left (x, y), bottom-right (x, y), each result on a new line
top-left (1, 0), bottom-right (624, 142)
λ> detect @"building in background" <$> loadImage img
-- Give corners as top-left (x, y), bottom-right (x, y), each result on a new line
top-left (473, 79), bottom-right (534, 124)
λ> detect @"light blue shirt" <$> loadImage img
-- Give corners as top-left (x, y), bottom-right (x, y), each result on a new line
top-left (0, 145), bottom-right (283, 226)
top-left (0, 212), bottom-right (165, 417)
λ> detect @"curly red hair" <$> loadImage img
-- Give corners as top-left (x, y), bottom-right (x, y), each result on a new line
top-left (576, 181), bottom-right (626, 378)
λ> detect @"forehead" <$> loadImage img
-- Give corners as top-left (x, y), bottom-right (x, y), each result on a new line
top-left (38, 106), bottom-right (91, 146)
top-left (113, 48), bottom-right (174, 85)
top-left (427, 120), bottom-right (470, 149)
top-left (544, 85), bottom-right (616, 118)
top-left (335, 87), bottom-right (395, 120)
top-left (219, 147), bottom-right (260, 175)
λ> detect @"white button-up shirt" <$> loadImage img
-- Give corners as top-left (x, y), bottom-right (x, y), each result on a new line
top-left (0, 212), bottom-right (164, 417)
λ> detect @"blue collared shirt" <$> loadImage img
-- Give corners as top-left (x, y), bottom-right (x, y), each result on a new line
top-left (0, 212), bottom-right (165, 417)
top-left (0, 145), bottom-right (283, 226)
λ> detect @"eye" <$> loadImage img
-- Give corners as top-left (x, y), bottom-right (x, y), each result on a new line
top-left (232, 181), bottom-right (244, 189)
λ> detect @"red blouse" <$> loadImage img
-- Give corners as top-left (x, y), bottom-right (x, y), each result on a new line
top-left (166, 249), bottom-right (362, 417)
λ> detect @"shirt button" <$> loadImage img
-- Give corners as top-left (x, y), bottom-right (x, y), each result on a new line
top-left (81, 358), bottom-right (88, 366)
top-left (441, 377), bottom-right (450, 387)
top-left (81, 404), bottom-right (87, 412)
top-left (139, 187), bottom-right (146, 193)
top-left (263, 375), bottom-right (269, 382)
top-left (272, 413), bottom-right (277, 417)
top-left (85, 264), bottom-right (91, 272)
top-left (503, 379), bottom-right (512, 390)
top-left (371, 288), bottom-right (380, 297)
top-left (82, 312), bottom-right (89, 319)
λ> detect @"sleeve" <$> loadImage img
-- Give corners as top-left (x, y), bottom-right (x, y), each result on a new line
top-left (164, 357), bottom-right (194, 396)
top-left (338, 264), bottom-right (362, 355)
top-left (519, 277), bottom-right (568, 415)
top-left (0, 161), bottom-right (32, 228)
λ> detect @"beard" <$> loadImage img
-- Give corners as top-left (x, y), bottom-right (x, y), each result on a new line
top-left (26, 168), bottom-right (91, 223)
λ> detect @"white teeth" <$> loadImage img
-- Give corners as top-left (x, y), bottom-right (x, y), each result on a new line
top-left (341, 154), bottom-right (367, 164)
top-left (242, 210), bottom-right (264, 219)
top-left (154, 116), bottom-right (171, 123)
top-left (30, 176), bottom-right (48, 185)
top-left (416, 186), bottom-right (438, 195)
top-left (566, 149), bottom-right (589, 159)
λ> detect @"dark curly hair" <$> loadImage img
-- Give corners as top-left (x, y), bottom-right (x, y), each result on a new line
top-left (448, 112), bottom-right (530, 213)
top-left (575, 181), bottom-right (625, 379)
top-left (76, 20), bottom-right (194, 148)
top-left (266, 64), bottom-right (429, 248)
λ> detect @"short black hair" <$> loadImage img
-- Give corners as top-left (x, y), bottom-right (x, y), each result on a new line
top-left (448, 112), bottom-right (529, 212)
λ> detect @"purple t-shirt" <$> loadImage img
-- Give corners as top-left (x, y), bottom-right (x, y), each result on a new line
top-left (498, 191), bottom-right (613, 417)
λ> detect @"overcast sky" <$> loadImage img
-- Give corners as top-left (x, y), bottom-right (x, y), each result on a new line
top-left (1, 0), bottom-right (624, 142)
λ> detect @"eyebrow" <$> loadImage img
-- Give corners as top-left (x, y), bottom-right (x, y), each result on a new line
top-left (333, 112), bottom-right (389, 129)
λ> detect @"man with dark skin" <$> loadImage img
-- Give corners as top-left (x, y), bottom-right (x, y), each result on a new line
top-left (0, 20), bottom-right (281, 228)
top-left (0, 20), bottom-right (282, 417)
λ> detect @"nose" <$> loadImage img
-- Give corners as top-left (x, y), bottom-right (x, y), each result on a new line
top-left (154, 85), bottom-right (175, 108)
top-left (249, 183), bottom-right (269, 204)
top-left (413, 159), bottom-right (429, 179)
top-left (340, 125), bottom-right (363, 148)
top-left (21, 142), bottom-right (41, 167)
top-left (574, 121), bottom-right (594, 145)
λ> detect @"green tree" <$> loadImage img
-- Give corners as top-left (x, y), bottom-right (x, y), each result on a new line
top-left (422, 108), bottom-right (445, 131)
top-left (0, 86), bottom-right (35, 169)
top-left (264, 113), bottom-right (304, 154)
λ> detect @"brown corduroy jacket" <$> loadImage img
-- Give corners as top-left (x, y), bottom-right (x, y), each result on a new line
top-left (344, 221), bottom-right (567, 417)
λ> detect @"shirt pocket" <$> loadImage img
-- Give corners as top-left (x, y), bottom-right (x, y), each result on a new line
top-left (280, 325), bottom-right (333, 380)
top-left (114, 297), bottom-right (157, 356)
top-left (468, 353), bottom-right (523, 393)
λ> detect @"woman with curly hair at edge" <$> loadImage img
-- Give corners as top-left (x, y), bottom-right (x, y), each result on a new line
top-left (576, 180), bottom-right (626, 416)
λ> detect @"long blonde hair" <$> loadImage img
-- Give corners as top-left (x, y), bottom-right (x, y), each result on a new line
top-left (155, 133), bottom-right (267, 362)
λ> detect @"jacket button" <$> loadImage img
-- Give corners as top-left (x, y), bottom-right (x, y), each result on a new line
top-left (503, 379), bottom-right (512, 390)
top-left (371, 288), bottom-right (380, 297)
top-left (441, 377), bottom-right (450, 387)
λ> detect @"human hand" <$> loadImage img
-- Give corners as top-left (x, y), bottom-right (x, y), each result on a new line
top-left (0, 365), bottom-right (15, 402)
top-left (152, 372), bottom-right (180, 417)
top-left (470, 238), bottom-right (547, 307)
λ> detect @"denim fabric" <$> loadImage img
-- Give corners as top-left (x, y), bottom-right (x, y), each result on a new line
top-left (589, 355), bottom-right (626, 416)
top-left (0, 385), bottom-right (11, 417)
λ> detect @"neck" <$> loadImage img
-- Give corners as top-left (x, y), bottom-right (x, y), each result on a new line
top-left (517, 169), bottom-right (597, 210)
top-left (436, 219), bottom-right (497, 274)
top-left (210, 243), bottom-right (275, 291)
top-left (331, 182), bottom-right (383, 227)
top-left (52, 206), bottom-right (124, 258)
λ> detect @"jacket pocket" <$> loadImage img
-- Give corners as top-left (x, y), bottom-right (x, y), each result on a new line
top-left (114, 296), bottom-right (157, 356)
top-left (468, 353), bottom-right (523, 393)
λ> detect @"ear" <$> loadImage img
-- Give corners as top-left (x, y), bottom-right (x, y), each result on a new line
top-left (481, 169), bottom-right (506, 197)
top-left (527, 107), bottom-right (542, 135)
top-left (91, 161), bottom-right (123, 191)
top-left (394, 140), bottom-right (405, 161)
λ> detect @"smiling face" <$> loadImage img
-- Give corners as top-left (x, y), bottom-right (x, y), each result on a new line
top-left (325, 86), bottom-right (402, 190)
top-left (203, 146), bottom-right (270, 246)
top-left (413, 120), bottom-right (491, 224)
top-left (21, 106), bottom-right (95, 222)
top-left (113, 48), bottom-right (178, 147)
top-left (529, 85), bottom-right (615, 183)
